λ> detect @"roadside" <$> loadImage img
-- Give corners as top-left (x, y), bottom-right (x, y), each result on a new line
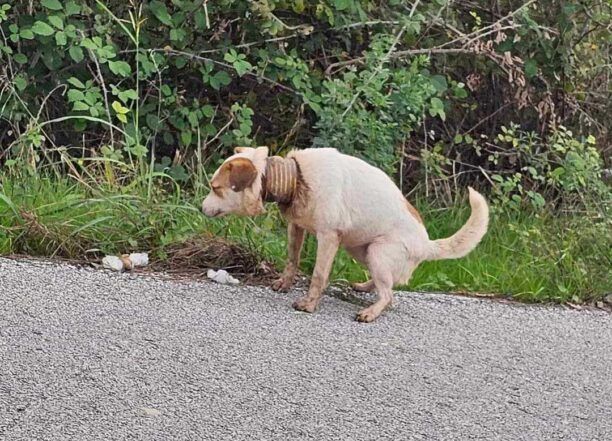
top-left (1, 257), bottom-right (611, 440)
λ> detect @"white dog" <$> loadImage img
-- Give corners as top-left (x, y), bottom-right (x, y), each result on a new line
top-left (202, 147), bottom-right (489, 322)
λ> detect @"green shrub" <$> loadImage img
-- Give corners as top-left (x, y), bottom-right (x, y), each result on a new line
top-left (488, 125), bottom-right (609, 210)
top-left (1, 1), bottom-right (608, 182)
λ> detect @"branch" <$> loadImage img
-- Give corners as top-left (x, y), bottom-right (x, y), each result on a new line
top-left (149, 48), bottom-right (299, 95)
top-left (325, 0), bottom-right (537, 76)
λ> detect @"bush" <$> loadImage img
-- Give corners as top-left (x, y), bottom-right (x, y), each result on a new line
top-left (0, 1), bottom-right (608, 187)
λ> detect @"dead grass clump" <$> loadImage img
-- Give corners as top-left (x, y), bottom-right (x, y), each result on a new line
top-left (151, 235), bottom-right (278, 283)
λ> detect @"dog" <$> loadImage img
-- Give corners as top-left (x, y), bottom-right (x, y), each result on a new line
top-left (202, 146), bottom-right (489, 322)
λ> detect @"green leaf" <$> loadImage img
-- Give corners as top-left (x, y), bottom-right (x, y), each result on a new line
top-left (112, 100), bottom-right (129, 114)
top-left (19, 29), bottom-right (35, 40)
top-left (64, 24), bottom-right (77, 38)
top-left (117, 113), bottom-right (128, 124)
top-left (84, 91), bottom-right (98, 106)
top-left (188, 112), bottom-right (198, 127)
top-left (194, 10), bottom-right (208, 29)
top-left (224, 50), bottom-right (238, 63)
top-left (239, 122), bottom-right (251, 136)
top-left (31, 21), bottom-right (55, 36)
top-left (181, 130), bottom-right (192, 146)
top-left (80, 38), bottom-right (99, 50)
top-left (67, 77), bottom-right (85, 88)
top-left (161, 84), bottom-right (172, 97)
top-left (429, 97), bottom-right (446, 121)
top-left (67, 89), bottom-right (85, 102)
top-left (293, 0), bottom-right (305, 13)
top-left (233, 60), bottom-right (252, 77)
top-left (13, 75), bottom-right (27, 92)
top-left (430, 75), bottom-right (448, 93)
top-left (334, 0), bottom-right (351, 11)
top-left (201, 105), bottom-right (214, 118)
top-left (72, 101), bottom-right (89, 111)
top-left (108, 60), bottom-right (132, 77)
top-left (430, 97), bottom-right (444, 110)
top-left (525, 59), bottom-right (537, 78)
top-left (65, 1), bottom-right (81, 15)
top-left (149, 0), bottom-right (173, 26)
top-left (55, 31), bottom-right (67, 46)
top-left (169, 28), bottom-right (186, 42)
top-left (69, 46), bottom-right (84, 63)
top-left (48, 15), bottom-right (64, 30)
top-left (209, 71), bottom-right (231, 90)
top-left (146, 114), bottom-right (160, 130)
top-left (41, 0), bottom-right (63, 11)
top-left (118, 89), bottom-right (138, 102)
top-left (13, 53), bottom-right (27, 64)
top-left (174, 56), bottom-right (187, 69)
top-left (453, 85), bottom-right (468, 99)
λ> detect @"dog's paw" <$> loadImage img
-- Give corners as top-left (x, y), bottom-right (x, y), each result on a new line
top-left (272, 277), bottom-right (293, 292)
top-left (355, 307), bottom-right (380, 323)
top-left (292, 297), bottom-right (318, 313)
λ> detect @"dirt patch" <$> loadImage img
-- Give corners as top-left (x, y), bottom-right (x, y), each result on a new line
top-left (147, 236), bottom-right (279, 284)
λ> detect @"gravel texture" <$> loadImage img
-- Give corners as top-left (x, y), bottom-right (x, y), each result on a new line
top-left (0, 257), bottom-right (611, 440)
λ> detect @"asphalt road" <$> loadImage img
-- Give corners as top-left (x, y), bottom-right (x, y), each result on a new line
top-left (0, 257), bottom-right (610, 440)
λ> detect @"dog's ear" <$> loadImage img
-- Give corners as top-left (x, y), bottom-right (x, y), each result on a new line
top-left (227, 157), bottom-right (258, 192)
top-left (254, 146), bottom-right (269, 161)
top-left (234, 146), bottom-right (251, 154)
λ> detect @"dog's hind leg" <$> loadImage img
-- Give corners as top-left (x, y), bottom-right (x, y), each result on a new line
top-left (352, 280), bottom-right (375, 292)
top-left (293, 231), bottom-right (340, 313)
top-left (346, 245), bottom-right (376, 293)
top-left (272, 223), bottom-right (305, 292)
top-left (356, 243), bottom-right (415, 323)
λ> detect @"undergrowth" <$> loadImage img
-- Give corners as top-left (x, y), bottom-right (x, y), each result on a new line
top-left (1, 175), bottom-right (609, 304)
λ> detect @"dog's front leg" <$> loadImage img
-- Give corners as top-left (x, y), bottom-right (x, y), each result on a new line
top-left (272, 223), bottom-right (305, 292)
top-left (293, 231), bottom-right (340, 313)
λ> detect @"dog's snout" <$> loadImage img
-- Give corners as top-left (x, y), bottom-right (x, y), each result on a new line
top-left (201, 200), bottom-right (215, 217)
top-left (202, 201), bottom-right (222, 218)
top-left (202, 205), bottom-right (216, 217)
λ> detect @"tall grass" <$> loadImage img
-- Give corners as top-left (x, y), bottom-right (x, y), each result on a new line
top-left (1, 174), bottom-right (609, 303)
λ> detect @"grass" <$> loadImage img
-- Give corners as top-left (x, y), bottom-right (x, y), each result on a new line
top-left (1, 174), bottom-right (610, 304)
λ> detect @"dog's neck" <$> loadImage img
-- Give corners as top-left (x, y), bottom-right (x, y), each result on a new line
top-left (262, 156), bottom-right (298, 205)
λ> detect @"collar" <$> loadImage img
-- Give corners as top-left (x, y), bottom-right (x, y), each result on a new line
top-left (261, 156), bottom-right (298, 204)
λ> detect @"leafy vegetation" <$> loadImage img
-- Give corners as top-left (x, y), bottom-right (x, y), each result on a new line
top-left (0, 1), bottom-right (610, 303)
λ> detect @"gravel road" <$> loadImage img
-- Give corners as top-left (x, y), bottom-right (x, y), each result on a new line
top-left (0, 257), bottom-right (610, 440)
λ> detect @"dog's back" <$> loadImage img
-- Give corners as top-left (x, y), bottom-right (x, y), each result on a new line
top-left (288, 148), bottom-right (428, 249)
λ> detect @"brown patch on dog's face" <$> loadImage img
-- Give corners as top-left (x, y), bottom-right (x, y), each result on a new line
top-left (405, 200), bottom-right (423, 224)
top-left (202, 157), bottom-right (264, 218)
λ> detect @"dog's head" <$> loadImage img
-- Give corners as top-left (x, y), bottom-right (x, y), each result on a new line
top-left (202, 146), bottom-right (269, 218)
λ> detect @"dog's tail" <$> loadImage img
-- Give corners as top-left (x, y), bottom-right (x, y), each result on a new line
top-left (427, 187), bottom-right (489, 261)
